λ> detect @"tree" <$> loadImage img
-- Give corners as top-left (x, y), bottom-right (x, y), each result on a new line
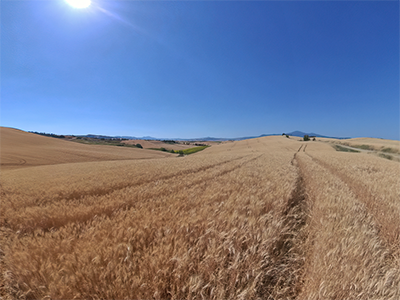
top-left (303, 135), bottom-right (310, 141)
top-left (136, 144), bottom-right (143, 149)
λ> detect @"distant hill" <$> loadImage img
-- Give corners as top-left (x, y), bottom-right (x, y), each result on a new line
top-left (285, 131), bottom-right (350, 139)
top-left (38, 131), bottom-right (350, 142)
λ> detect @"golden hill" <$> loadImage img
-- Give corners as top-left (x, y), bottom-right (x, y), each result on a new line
top-left (0, 127), bottom-right (173, 170)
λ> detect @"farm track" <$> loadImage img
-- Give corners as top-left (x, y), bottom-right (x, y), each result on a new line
top-left (258, 150), bottom-right (309, 299)
top-left (296, 149), bottom-right (400, 299)
top-left (8, 155), bottom-right (263, 234)
top-left (2, 152), bottom-right (243, 295)
top-left (304, 151), bottom-right (400, 256)
top-left (14, 156), bottom-right (247, 209)
top-left (0, 158), bottom-right (26, 168)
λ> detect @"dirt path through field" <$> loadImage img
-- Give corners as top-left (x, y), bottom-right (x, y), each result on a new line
top-left (304, 150), bottom-right (400, 256)
top-left (257, 148), bottom-right (310, 299)
top-left (296, 148), bottom-right (400, 299)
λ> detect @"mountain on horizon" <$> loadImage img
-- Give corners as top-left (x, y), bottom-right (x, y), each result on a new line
top-left (286, 131), bottom-right (320, 137)
top-left (285, 131), bottom-right (350, 139)
top-left (65, 131), bottom-right (350, 141)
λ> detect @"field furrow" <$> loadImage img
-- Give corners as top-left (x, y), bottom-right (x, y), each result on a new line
top-left (2, 156), bottom-right (264, 234)
top-left (0, 156), bottom-right (245, 210)
top-left (1, 133), bottom-right (399, 299)
top-left (257, 152), bottom-right (309, 299)
top-left (297, 152), bottom-right (400, 299)
top-left (2, 149), bottom-right (301, 299)
top-left (305, 150), bottom-right (400, 256)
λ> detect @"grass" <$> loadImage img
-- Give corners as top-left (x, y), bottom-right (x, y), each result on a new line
top-left (332, 144), bottom-right (360, 153)
top-left (148, 147), bottom-right (176, 153)
top-left (149, 145), bottom-right (209, 155)
top-left (181, 145), bottom-right (209, 155)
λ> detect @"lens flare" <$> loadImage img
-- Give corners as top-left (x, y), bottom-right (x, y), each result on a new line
top-left (66, 0), bottom-right (91, 9)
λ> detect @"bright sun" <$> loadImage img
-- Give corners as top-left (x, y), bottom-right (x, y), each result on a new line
top-left (66, 0), bottom-right (91, 8)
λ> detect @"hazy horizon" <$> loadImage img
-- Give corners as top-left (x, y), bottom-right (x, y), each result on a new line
top-left (4, 126), bottom-right (398, 141)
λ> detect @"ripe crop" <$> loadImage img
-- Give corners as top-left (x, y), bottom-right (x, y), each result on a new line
top-left (1, 129), bottom-right (399, 299)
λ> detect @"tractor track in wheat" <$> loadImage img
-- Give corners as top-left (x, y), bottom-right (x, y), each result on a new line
top-left (304, 151), bottom-right (400, 257)
top-left (3, 156), bottom-right (248, 212)
top-left (3, 132), bottom-right (399, 299)
top-left (258, 149), bottom-right (309, 299)
top-left (294, 148), bottom-right (400, 299)
top-left (10, 155), bottom-right (263, 234)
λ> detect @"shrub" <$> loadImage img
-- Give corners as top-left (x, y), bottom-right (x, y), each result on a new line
top-left (381, 147), bottom-right (398, 154)
top-left (303, 135), bottom-right (310, 141)
top-left (379, 153), bottom-right (393, 160)
top-left (136, 144), bottom-right (143, 149)
top-left (333, 145), bottom-right (360, 153)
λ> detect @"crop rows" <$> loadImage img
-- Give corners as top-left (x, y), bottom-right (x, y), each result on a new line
top-left (1, 137), bottom-right (399, 299)
top-left (1, 139), bottom-right (301, 299)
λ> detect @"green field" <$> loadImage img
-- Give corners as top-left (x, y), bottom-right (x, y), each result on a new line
top-left (149, 145), bottom-right (209, 155)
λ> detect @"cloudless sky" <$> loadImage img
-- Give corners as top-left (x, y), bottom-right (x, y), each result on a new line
top-left (1, 0), bottom-right (399, 139)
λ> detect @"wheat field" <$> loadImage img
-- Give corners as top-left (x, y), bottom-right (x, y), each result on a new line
top-left (1, 128), bottom-right (399, 299)
top-left (0, 128), bottom-right (173, 170)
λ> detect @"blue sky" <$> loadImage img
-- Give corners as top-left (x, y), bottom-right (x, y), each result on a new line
top-left (1, 0), bottom-right (399, 139)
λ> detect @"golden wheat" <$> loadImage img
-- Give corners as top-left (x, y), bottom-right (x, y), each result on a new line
top-left (1, 130), bottom-right (399, 299)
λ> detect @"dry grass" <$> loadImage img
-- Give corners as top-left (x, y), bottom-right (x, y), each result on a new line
top-left (1, 132), bottom-right (399, 299)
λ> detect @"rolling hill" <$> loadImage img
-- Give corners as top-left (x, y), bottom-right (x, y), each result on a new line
top-left (0, 127), bottom-right (173, 170)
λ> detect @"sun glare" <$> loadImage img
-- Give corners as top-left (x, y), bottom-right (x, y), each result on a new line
top-left (66, 0), bottom-right (91, 8)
